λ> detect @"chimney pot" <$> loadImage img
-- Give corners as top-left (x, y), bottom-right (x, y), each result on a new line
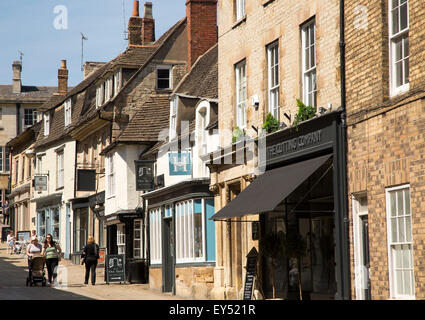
top-left (142, 2), bottom-right (155, 45)
top-left (12, 61), bottom-right (22, 94)
top-left (57, 59), bottom-right (68, 95)
top-left (132, 0), bottom-right (140, 17)
top-left (144, 2), bottom-right (153, 18)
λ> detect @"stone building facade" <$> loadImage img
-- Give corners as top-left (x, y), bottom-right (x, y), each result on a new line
top-left (210, 0), bottom-right (346, 300)
top-left (346, 0), bottom-right (425, 300)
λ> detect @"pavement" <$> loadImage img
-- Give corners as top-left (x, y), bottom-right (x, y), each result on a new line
top-left (0, 242), bottom-right (185, 300)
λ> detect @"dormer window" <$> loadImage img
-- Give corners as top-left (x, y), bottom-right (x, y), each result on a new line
top-left (43, 113), bottom-right (50, 136)
top-left (157, 65), bottom-right (172, 90)
top-left (96, 83), bottom-right (105, 108)
top-left (114, 69), bottom-right (122, 97)
top-left (64, 98), bottom-right (72, 127)
top-left (170, 96), bottom-right (178, 140)
top-left (105, 77), bottom-right (113, 102)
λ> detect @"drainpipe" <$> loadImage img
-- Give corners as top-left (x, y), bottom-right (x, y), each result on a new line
top-left (339, 0), bottom-right (351, 300)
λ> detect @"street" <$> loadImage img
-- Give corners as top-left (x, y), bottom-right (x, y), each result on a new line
top-left (0, 243), bottom-right (184, 300)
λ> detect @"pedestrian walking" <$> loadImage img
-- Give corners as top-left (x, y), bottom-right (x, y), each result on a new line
top-left (6, 230), bottom-right (15, 255)
top-left (81, 236), bottom-right (99, 285)
top-left (3, 200), bottom-right (9, 225)
top-left (26, 236), bottom-right (42, 281)
top-left (41, 234), bottom-right (62, 286)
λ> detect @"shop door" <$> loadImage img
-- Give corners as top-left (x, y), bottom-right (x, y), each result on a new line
top-left (360, 215), bottom-right (371, 300)
top-left (65, 204), bottom-right (71, 259)
top-left (162, 217), bottom-right (174, 293)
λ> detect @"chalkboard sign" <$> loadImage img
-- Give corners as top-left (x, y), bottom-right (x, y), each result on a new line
top-left (135, 160), bottom-right (155, 191)
top-left (106, 254), bottom-right (125, 283)
top-left (243, 247), bottom-right (258, 300)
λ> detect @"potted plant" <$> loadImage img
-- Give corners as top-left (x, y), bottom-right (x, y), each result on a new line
top-left (232, 126), bottom-right (245, 143)
top-left (262, 113), bottom-right (280, 134)
top-left (259, 231), bottom-right (285, 299)
top-left (293, 99), bottom-right (316, 129)
top-left (282, 232), bottom-right (307, 300)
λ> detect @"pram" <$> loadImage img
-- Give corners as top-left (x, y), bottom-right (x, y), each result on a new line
top-left (26, 256), bottom-right (47, 287)
top-left (14, 241), bottom-right (25, 255)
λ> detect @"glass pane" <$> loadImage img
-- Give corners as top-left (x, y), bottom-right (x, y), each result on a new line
top-left (305, 48), bottom-right (310, 70)
top-left (394, 245), bottom-right (402, 268)
top-left (158, 79), bottom-right (170, 89)
top-left (396, 269), bottom-right (403, 295)
top-left (274, 66), bottom-right (279, 86)
top-left (404, 58), bottom-right (409, 84)
top-left (310, 25), bottom-right (315, 45)
top-left (194, 212), bottom-right (203, 258)
top-left (405, 216), bottom-right (412, 242)
top-left (404, 189), bottom-right (410, 215)
top-left (135, 230), bottom-right (141, 239)
top-left (135, 220), bottom-right (140, 229)
top-left (157, 69), bottom-right (169, 78)
top-left (400, 3), bottom-right (408, 31)
top-left (396, 61), bottom-right (403, 87)
top-left (403, 36), bottom-right (409, 57)
top-left (403, 270), bottom-right (411, 296)
top-left (134, 240), bottom-right (140, 249)
top-left (398, 217), bottom-right (405, 242)
top-left (310, 45), bottom-right (315, 68)
top-left (391, 217), bottom-right (398, 242)
top-left (392, 8), bottom-right (399, 35)
top-left (402, 244), bottom-right (411, 268)
top-left (395, 39), bottom-right (403, 61)
top-left (392, 0), bottom-right (398, 8)
top-left (134, 249), bottom-right (140, 257)
top-left (397, 191), bottom-right (404, 215)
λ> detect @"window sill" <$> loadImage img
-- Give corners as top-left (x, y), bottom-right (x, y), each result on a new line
top-left (56, 187), bottom-right (64, 191)
top-left (262, 0), bottom-right (275, 6)
top-left (232, 15), bottom-right (247, 29)
top-left (390, 84), bottom-right (410, 98)
top-left (156, 88), bottom-right (172, 93)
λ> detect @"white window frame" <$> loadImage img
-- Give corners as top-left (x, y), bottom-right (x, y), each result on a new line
top-left (114, 69), bottom-right (122, 97)
top-left (386, 184), bottom-right (415, 300)
top-left (56, 150), bottom-right (64, 189)
top-left (96, 83), bottom-right (105, 108)
top-left (117, 224), bottom-right (126, 255)
top-left (389, 0), bottom-right (409, 96)
top-left (235, 60), bottom-right (247, 129)
top-left (133, 219), bottom-right (142, 258)
top-left (169, 96), bottom-right (178, 140)
top-left (105, 77), bottom-right (114, 102)
top-left (149, 208), bottom-right (162, 265)
top-left (352, 193), bottom-right (369, 300)
top-left (106, 154), bottom-right (116, 198)
top-left (24, 108), bottom-right (37, 127)
top-left (267, 41), bottom-right (280, 120)
top-left (301, 20), bottom-right (317, 108)
top-left (195, 101), bottom-right (210, 177)
top-left (157, 65), bottom-right (172, 90)
top-left (43, 113), bottom-right (50, 136)
top-left (175, 199), bottom-right (206, 264)
top-left (235, 0), bottom-right (245, 21)
top-left (64, 99), bottom-right (72, 127)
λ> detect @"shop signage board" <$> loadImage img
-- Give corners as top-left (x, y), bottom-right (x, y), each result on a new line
top-left (243, 248), bottom-right (259, 300)
top-left (135, 160), bottom-right (155, 191)
top-left (96, 248), bottom-right (106, 269)
top-left (34, 176), bottom-right (47, 191)
top-left (169, 152), bottom-right (191, 176)
top-left (106, 254), bottom-right (125, 283)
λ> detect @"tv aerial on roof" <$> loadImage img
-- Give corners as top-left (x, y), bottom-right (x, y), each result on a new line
top-left (80, 32), bottom-right (88, 72)
top-left (18, 51), bottom-right (24, 65)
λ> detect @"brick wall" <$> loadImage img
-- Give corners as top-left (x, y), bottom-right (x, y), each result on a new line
top-left (186, 0), bottom-right (218, 69)
top-left (346, 0), bottom-right (425, 299)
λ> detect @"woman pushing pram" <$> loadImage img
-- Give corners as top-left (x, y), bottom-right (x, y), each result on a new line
top-left (26, 236), bottom-right (47, 286)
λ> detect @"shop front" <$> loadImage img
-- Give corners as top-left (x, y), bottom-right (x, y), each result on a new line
top-left (211, 110), bottom-right (350, 300)
top-left (104, 209), bottom-right (147, 283)
top-left (33, 193), bottom-right (62, 244)
top-left (143, 179), bottom-right (216, 299)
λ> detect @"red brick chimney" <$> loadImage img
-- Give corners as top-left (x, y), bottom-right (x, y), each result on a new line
top-left (142, 2), bottom-right (155, 45)
top-left (186, 0), bottom-right (218, 70)
top-left (57, 60), bottom-right (68, 95)
top-left (128, 0), bottom-right (143, 46)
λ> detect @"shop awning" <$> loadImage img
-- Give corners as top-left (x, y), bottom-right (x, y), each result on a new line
top-left (210, 154), bottom-right (332, 220)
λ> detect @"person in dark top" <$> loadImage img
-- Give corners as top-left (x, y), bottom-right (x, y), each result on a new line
top-left (81, 236), bottom-right (99, 285)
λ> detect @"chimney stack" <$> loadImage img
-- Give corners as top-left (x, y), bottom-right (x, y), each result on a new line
top-left (57, 60), bottom-right (68, 95)
top-left (142, 2), bottom-right (155, 45)
top-left (186, 0), bottom-right (218, 70)
top-left (12, 61), bottom-right (22, 94)
top-left (128, 0), bottom-right (143, 46)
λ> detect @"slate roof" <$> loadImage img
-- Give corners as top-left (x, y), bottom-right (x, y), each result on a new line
top-left (115, 95), bottom-right (171, 143)
top-left (173, 43), bottom-right (218, 100)
top-left (0, 85), bottom-right (58, 102)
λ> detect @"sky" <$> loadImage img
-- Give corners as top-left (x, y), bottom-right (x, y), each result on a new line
top-left (0, 0), bottom-right (186, 87)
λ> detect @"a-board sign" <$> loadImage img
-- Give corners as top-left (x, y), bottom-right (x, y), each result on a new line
top-left (106, 254), bottom-right (125, 283)
top-left (243, 247), bottom-right (258, 300)
top-left (96, 248), bottom-right (106, 269)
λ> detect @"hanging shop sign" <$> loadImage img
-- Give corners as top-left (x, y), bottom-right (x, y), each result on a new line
top-left (169, 152), bottom-right (191, 176)
top-left (135, 160), bottom-right (155, 191)
top-left (34, 176), bottom-right (47, 191)
top-left (77, 169), bottom-right (96, 191)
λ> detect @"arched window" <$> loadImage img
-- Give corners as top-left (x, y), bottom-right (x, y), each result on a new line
top-left (195, 101), bottom-right (210, 177)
